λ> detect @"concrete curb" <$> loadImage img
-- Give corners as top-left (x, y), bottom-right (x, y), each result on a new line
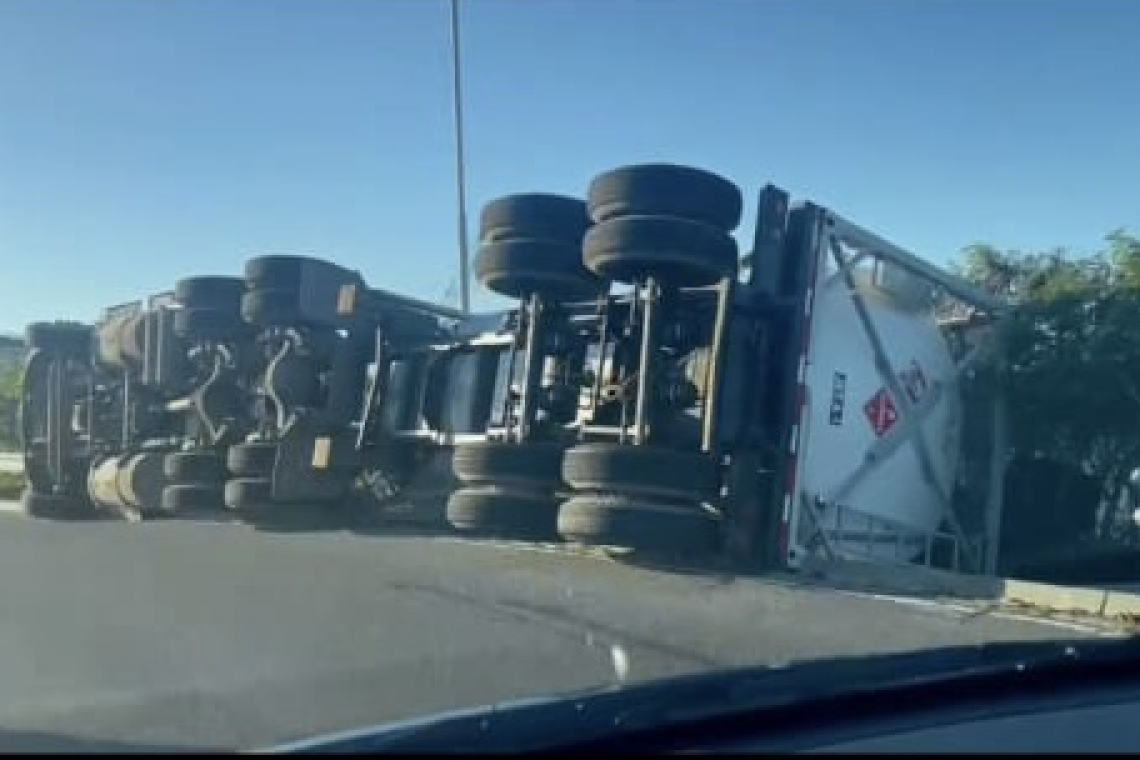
top-left (800, 555), bottom-right (1140, 622)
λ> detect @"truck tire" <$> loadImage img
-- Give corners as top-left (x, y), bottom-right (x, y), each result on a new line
top-left (583, 215), bottom-right (738, 287)
top-left (478, 194), bottom-right (590, 246)
top-left (19, 349), bottom-right (51, 493)
top-left (161, 483), bottom-right (224, 513)
top-left (163, 451), bottom-right (226, 483)
top-left (452, 441), bottom-right (565, 489)
top-left (21, 488), bottom-right (98, 521)
top-left (446, 486), bottom-right (560, 540)
top-left (587, 163), bottom-right (744, 231)
top-left (173, 307), bottom-right (249, 341)
top-left (118, 452), bottom-right (169, 515)
top-left (562, 443), bottom-right (719, 501)
top-left (224, 477), bottom-right (273, 511)
top-left (174, 276), bottom-right (246, 311)
top-left (241, 288), bottom-right (299, 327)
top-left (244, 255), bottom-right (318, 291)
top-left (557, 493), bottom-right (720, 555)
top-left (25, 321), bottom-right (92, 357)
top-left (227, 442), bottom-right (278, 477)
top-left (475, 239), bottom-right (605, 303)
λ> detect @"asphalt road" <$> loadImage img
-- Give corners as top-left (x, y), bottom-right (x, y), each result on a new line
top-left (0, 510), bottom-right (1121, 752)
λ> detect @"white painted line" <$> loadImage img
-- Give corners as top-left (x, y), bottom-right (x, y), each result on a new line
top-left (839, 588), bottom-right (1125, 636)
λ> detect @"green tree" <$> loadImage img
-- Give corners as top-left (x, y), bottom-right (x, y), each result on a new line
top-left (958, 231), bottom-right (1140, 543)
top-left (0, 361), bottom-right (21, 451)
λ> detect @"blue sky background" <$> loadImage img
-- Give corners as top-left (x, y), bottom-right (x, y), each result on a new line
top-left (0, 0), bottom-right (1136, 329)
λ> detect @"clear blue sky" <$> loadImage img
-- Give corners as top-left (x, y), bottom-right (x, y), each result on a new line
top-left (0, 0), bottom-right (1136, 330)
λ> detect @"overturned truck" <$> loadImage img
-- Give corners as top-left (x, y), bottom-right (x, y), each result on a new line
top-left (18, 162), bottom-right (1012, 575)
top-left (21, 278), bottom-right (257, 519)
top-left (19, 267), bottom-right (458, 523)
top-left (382, 164), bottom-right (1011, 573)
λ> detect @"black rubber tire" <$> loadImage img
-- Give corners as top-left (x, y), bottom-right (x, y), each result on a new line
top-left (224, 477), bottom-right (273, 511)
top-left (161, 483), bottom-right (225, 513)
top-left (446, 485), bottom-right (560, 540)
top-left (173, 307), bottom-right (249, 341)
top-left (475, 239), bottom-right (604, 302)
top-left (586, 163), bottom-right (744, 231)
top-left (227, 442), bottom-right (278, 477)
top-left (244, 255), bottom-right (318, 291)
top-left (163, 451), bottom-right (226, 483)
top-left (478, 194), bottom-right (590, 245)
top-left (582, 215), bottom-right (738, 287)
top-left (562, 443), bottom-right (720, 501)
top-left (174, 276), bottom-right (246, 311)
top-left (241, 288), bottom-right (299, 327)
top-left (557, 493), bottom-right (720, 554)
top-left (452, 441), bottom-right (565, 489)
top-left (25, 321), bottom-right (92, 357)
top-left (21, 488), bottom-right (98, 521)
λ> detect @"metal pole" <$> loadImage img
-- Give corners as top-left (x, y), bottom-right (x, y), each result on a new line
top-left (449, 0), bottom-right (472, 315)
top-left (985, 389), bottom-right (1009, 575)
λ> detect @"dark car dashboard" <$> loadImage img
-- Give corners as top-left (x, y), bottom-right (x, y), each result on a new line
top-left (709, 681), bottom-right (1140, 752)
top-left (268, 638), bottom-right (1140, 754)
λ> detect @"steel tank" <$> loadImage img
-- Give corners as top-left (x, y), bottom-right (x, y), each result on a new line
top-left (796, 261), bottom-right (961, 563)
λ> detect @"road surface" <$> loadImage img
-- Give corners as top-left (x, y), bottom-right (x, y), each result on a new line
top-left (0, 510), bottom-right (1120, 752)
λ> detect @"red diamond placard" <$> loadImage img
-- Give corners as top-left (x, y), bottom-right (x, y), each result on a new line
top-left (863, 388), bottom-right (898, 437)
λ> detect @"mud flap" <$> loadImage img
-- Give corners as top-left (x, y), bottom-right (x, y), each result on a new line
top-left (269, 424), bottom-right (359, 502)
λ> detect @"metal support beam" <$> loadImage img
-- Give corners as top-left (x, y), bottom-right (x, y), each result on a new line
top-left (515, 293), bottom-right (545, 442)
top-left (798, 492), bottom-right (838, 560)
top-left (821, 381), bottom-right (945, 508)
top-left (633, 278), bottom-right (661, 445)
top-left (826, 213), bottom-right (1010, 314)
top-left (984, 383), bottom-right (1010, 576)
top-left (701, 275), bottom-right (734, 453)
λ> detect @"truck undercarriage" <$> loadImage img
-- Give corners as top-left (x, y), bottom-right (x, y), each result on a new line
top-left (16, 162), bottom-right (1011, 577)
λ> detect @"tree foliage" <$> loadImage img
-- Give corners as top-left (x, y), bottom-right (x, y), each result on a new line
top-left (0, 361), bottom-right (20, 451)
top-left (957, 231), bottom-right (1140, 542)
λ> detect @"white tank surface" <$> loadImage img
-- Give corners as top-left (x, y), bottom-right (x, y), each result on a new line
top-left (794, 261), bottom-right (962, 563)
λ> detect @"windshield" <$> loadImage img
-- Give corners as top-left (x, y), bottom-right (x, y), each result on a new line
top-left (1, 0), bottom-right (1138, 752)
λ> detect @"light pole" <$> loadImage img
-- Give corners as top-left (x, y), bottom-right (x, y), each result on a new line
top-left (449, 0), bottom-right (472, 315)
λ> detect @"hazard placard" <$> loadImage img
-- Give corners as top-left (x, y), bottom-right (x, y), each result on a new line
top-left (863, 388), bottom-right (899, 437)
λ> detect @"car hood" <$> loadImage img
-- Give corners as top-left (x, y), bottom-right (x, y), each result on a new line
top-left (259, 635), bottom-right (1140, 753)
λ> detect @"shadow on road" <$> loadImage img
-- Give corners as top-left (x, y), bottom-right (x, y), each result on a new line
top-left (243, 499), bottom-right (454, 539)
top-left (608, 549), bottom-right (776, 583)
top-left (0, 728), bottom-right (216, 753)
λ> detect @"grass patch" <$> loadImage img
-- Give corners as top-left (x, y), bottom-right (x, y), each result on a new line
top-left (0, 470), bottom-right (24, 500)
